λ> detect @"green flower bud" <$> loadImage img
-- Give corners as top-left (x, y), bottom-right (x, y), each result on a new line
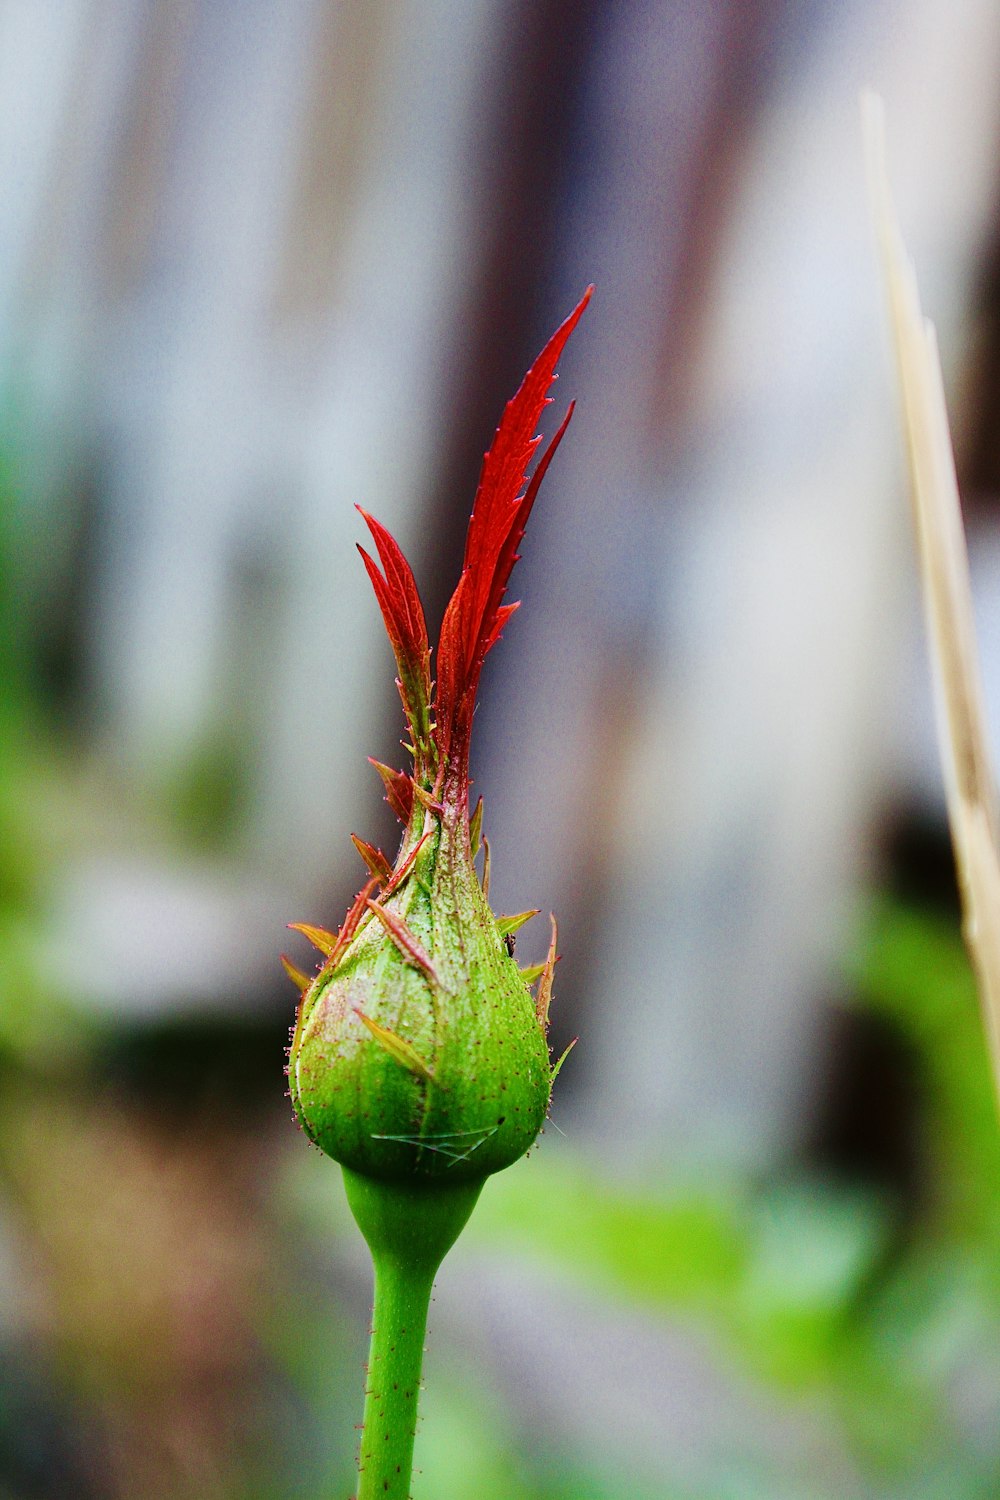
top-left (290, 812), bottom-right (552, 1183)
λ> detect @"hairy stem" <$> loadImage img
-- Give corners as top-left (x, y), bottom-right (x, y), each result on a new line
top-left (343, 1170), bottom-right (483, 1499)
top-left (357, 1250), bottom-right (432, 1498)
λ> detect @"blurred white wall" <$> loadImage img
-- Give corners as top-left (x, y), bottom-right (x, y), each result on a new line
top-left (3, 0), bottom-right (1000, 1170)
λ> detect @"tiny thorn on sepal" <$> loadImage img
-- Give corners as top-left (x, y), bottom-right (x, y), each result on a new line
top-left (481, 837), bottom-right (491, 900)
top-left (519, 962), bottom-right (545, 986)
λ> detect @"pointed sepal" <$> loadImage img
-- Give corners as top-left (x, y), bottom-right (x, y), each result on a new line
top-left (369, 758), bottom-right (415, 825)
top-left (323, 877), bottom-right (380, 969)
top-left (381, 830), bottom-right (433, 899)
top-left (288, 921), bottom-right (339, 957)
top-left (353, 1008), bottom-right (435, 1082)
top-left (351, 834), bottom-right (393, 885)
top-left (469, 795), bottom-right (484, 855)
top-left (550, 1036), bottom-right (577, 1085)
top-left (535, 915), bottom-right (559, 1028)
top-left (366, 900), bottom-right (440, 983)
top-left (281, 954), bottom-right (311, 992)
top-left (411, 782), bottom-right (444, 815)
top-left (497, 909), bottom-right (539, 937)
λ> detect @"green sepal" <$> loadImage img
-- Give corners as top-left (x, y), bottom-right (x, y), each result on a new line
top-left (497, 909), bottom-right (539, 936)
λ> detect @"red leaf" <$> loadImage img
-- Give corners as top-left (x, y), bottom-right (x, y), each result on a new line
top-left (435, 570), bottom-right (469, 763)
top-left (357, 507), bottom-right (433, 768)
top-left (435, 288), bottom-right (591, 777)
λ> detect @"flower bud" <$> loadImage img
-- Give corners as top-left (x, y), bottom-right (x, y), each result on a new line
top-left (290, 814), bottom-right (552, 1182)
top-left (284, 288), bottom-right (591, 1187)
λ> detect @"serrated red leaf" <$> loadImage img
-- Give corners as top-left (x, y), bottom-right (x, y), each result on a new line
top-left (357, 507), bottom-right (433, 771)
top-left (435, 288), bottom-right (591, 786)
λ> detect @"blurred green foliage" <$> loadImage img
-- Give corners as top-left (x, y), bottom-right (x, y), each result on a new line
top-left (0, 445), bottom-right (65, 1061)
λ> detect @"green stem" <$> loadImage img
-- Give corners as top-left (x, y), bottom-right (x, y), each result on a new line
top-left (358, 1248), bottom-right (431, 1497)
top-left (343, 1169), bottom-right (483, 1500)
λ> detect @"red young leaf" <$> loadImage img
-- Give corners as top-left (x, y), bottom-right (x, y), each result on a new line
top-left (357, 507), bottom-right (433, 769)
top-left (435, 287), bottom-right (592, 780)
top-left (353, 289), bottom-right (590, 813)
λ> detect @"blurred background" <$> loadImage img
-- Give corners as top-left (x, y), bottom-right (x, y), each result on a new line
top-left (4, 1), bottom-right (1000, 1496)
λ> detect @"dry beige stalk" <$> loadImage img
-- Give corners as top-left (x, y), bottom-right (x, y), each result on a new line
top-left (864, 91), bottom-right (1000, 1097)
